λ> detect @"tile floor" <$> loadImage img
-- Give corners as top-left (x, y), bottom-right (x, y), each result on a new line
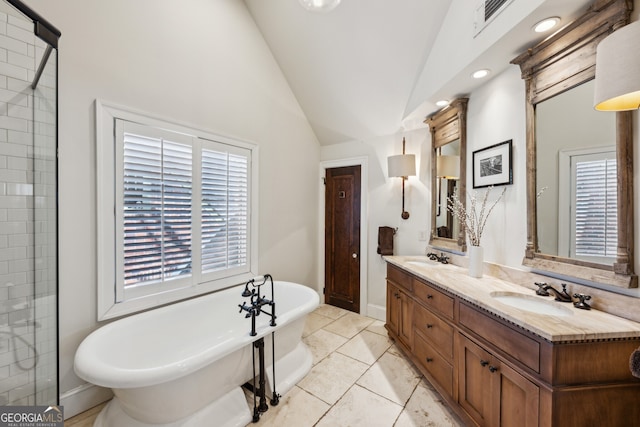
top-left (66, 304), bottom-right (463, 427)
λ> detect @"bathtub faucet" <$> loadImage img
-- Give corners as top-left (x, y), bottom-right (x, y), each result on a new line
top-left (239, 274), bottom-right (278, 336)
top-left (239, 275), bottom-right (281, 422)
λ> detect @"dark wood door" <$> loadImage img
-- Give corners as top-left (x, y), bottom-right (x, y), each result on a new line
top-left (325, 165), bottom-right (361, 313)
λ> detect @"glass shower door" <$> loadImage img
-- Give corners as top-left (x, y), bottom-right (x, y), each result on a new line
top-left (0, 0), bottom-right (59, 406)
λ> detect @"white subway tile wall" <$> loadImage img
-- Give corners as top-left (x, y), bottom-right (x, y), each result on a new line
top-left (0, 4), bottom-right (58, 406)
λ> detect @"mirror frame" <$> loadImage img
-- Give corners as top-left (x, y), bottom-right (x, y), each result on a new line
top-left (426, 98), bottom-right (469, 252)
top-left (511, 0), bottom-right (636, 288)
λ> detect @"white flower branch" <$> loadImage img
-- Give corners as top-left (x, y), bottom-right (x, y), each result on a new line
top-left (447, 186), bottom-right (506, 247)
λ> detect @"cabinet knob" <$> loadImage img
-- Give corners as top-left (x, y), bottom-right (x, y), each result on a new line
top-left (480, 360), bottom-right (489, 367)
top-left (489, 365), bottom-right (498, 373)
top-left (426, 357), bottom-right (433, 363)
top-left (426, 324), bottom-right (433, 329)
top-left (427, 294), bottom-right (433, 299)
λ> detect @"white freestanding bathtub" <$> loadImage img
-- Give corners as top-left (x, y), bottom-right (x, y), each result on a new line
top-left (74, 281), bottom-right (319, 427)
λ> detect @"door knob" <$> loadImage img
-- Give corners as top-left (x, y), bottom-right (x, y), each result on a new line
top-left (352, 253), bottom-right (358, 258)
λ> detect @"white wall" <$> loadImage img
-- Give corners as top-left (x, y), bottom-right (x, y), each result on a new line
top-left (24, 0), bottom-right (320, 414)
top-left (466, 66), bottom-right (528, 268)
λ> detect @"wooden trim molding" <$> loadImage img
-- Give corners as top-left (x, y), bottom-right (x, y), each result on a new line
top-left (511, 0), bottom-right (636, 288)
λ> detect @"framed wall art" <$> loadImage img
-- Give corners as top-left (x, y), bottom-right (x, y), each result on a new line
top-left (472, 139), bottom-right (513, 188)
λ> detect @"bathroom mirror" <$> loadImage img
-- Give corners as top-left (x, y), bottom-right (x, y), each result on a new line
top-left (426, 98), bottom-right (468, 252)
top-left (512, 0), bottom-right (636, 288)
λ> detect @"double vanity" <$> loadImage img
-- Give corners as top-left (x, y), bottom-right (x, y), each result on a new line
top-left (385, 256), bottom-right (640, 427)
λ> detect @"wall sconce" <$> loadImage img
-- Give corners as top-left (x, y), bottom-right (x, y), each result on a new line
top-left (388, 137), bottom-right (416, 220)
top-left (435, 154), bottom-right (459, 217)
top-left (594, 20), bottom-right (640, 111)
top-left (436, 155), bottom-right (460, 179)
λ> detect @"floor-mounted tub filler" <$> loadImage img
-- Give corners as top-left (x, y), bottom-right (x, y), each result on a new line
top-left (74, 280), bottom-right (319, 427)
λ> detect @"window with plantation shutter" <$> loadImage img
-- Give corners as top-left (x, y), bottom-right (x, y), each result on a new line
top-left (201, 148), bottom-right (248, 273)
top-left (558, 147), bottom-right (617, 264)
top-left (117, 121), bottom-right (193, 300)
top-left (97, 100), bottom-right (257, 320)
top-left (572, 155), bottom-right (617, 261)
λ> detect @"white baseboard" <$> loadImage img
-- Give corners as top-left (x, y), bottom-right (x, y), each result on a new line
top-left (366, 303), bottom-right (385, 321)
top-left (61, 382), bottom-right (112, 419)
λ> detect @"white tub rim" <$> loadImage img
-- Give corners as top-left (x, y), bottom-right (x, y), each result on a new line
top-left (74, 281), bottom-right (319, 389)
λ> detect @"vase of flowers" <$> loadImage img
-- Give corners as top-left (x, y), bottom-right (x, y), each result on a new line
top-left (448, 186), bottom-right (506, 278)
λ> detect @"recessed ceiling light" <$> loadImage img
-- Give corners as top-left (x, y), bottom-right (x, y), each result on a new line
top-left (472, 69), bottom-right (490, 79)
top-left (299, 0), bottom-right (341, 13)
top-left (436, 100), bottom-right (450, 107)
top-left (533, 17), bottom-right (560, 33)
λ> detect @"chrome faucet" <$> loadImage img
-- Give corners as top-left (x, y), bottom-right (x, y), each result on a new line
top-left (542, 283), bottom-right (573, 302)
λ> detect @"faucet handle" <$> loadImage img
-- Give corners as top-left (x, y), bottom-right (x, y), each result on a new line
top-left (534, 282), bottom-right (549, 296)
top-left (573, 293), bottom-right (592, 310)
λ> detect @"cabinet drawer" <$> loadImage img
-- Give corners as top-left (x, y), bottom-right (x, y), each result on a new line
top-left (387, 264), bottom-right (413, 292)
top-left (413, 278), bottom-right (454, 319)
top-left (414, 303), bottom-right (453, 359)
top-left (414, 333), bottom-right (453, 397)
top-left (459, 303), bottom-right (540, 372)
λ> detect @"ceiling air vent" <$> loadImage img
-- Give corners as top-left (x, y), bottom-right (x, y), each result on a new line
top-left (474, 0), bottom-right (515, 37)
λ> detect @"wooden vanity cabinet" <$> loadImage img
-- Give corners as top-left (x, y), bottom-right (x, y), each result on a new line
top-left (385, 263), bottom-right (640, 427)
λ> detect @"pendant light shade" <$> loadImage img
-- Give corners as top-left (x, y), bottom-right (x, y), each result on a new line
top-left (594, 20), bottom-right (640, 111)
top-left (298, 0), bottom-right (341, 13)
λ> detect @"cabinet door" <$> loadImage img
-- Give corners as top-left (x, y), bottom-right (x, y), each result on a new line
top-left (492, 362), bottom-right (539, 427)
top-left (458, 334), bottom-right (492, 426)
top-left (386, 282), bottom-right (413, 349)
top-left (386, 282), bottom-right (400, 336)
top-left (398, 289), bottom-right (413, 348)
top-left (458, 333), bottom-right (539, 427)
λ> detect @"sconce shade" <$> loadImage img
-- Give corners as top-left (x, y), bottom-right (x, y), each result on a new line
top-left (388, 154), bottom-right (416, 178)
top-left (594, 20), bottom-right (640, 111)
top-left (437, 155), bottom-right (460, 179)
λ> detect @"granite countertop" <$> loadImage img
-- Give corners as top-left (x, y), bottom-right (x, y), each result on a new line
top-left (384, 255), bottom-right (640, 342)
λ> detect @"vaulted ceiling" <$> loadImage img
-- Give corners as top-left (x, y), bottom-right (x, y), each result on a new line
top-left (244, 0), bottom-right (593, 146)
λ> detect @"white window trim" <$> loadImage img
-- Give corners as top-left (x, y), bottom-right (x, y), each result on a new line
top-left (557, 145), bottom-right (616, 263)
top-left (96, 99), bottom-right (259, 320)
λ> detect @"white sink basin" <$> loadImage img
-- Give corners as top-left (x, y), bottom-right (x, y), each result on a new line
top-left (490, 292), bottom-right (574, 317)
